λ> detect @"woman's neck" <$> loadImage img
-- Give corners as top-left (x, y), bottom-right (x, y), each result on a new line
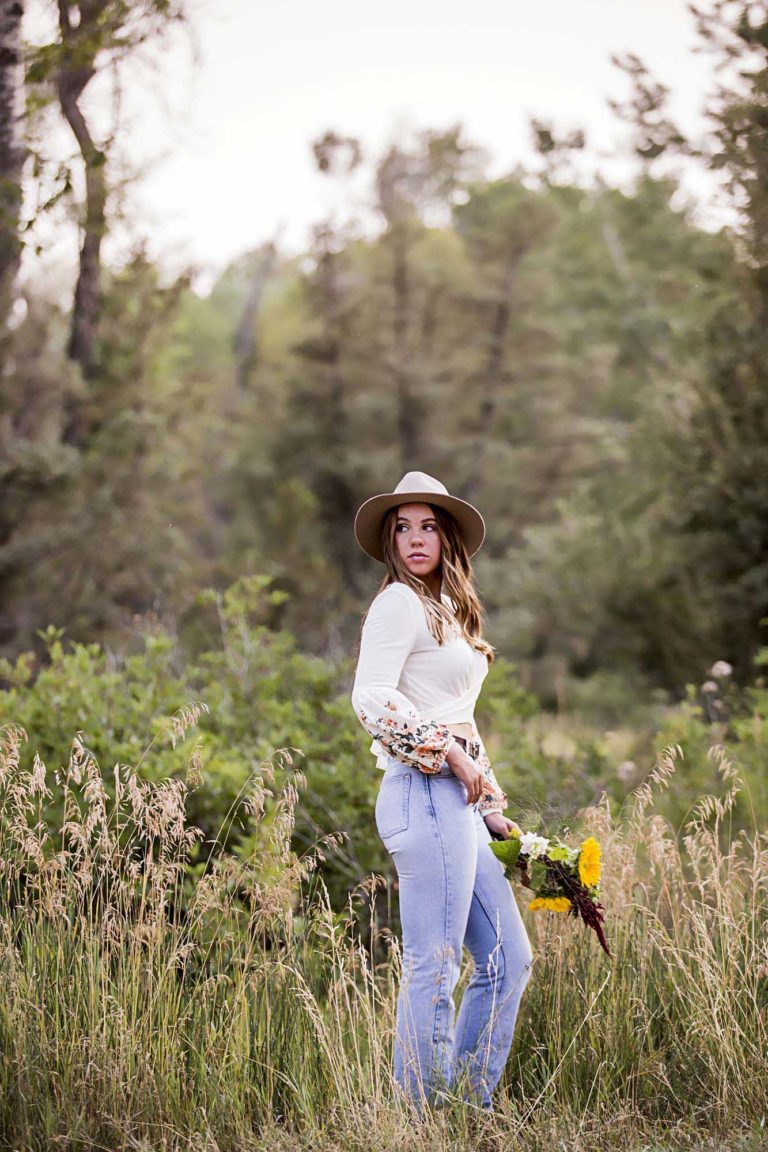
top-left (423, 572), bottom-right (442, 601)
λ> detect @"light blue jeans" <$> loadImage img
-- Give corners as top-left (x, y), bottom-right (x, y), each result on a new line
top-left (375, 756), bottom-right (533, 1112)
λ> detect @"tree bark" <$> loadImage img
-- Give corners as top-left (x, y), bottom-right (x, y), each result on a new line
top-left (313, 245), bottom-right (360, 592)
top-left (56, 0), bottom-right (108, 381)
top-left (462, 249), bottom-right (520, 504)
top-left (233, 241), bottom-right (277, 391)
top-left (392, 231), bottom-right (419, 468)
top-left (0, 0), bottom-right (24, 342)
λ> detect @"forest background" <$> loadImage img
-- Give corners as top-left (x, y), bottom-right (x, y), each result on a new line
top-left (0, 2), bottom-right (767, 1148)
top-left (2, 0), bottom-right (767, 855)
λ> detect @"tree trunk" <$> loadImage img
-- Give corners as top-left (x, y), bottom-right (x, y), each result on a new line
top-left (0, 0), bottom-right (24, 343)
top-left (233, 241), bottom-right (277, 390)
top-left (392, 231), bottom-right (419, 467)
top-left (56, 0), bottom-right (108, 383)
top-left (462, 250), bottom-right (519, 504)
top-left (314, 246), bottom-right (360, 592)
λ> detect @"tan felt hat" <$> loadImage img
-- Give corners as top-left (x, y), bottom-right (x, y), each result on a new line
top-left (353, 471), bottom-right (486, 563)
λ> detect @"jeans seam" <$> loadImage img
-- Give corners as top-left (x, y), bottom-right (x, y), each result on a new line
top-left (456, 888), bottom-right (528, 1100)
top-left (471, 881), bottom-right (534, 1024)
top-left (471, 885), bottom-right (509, 997)
top-left (426, 774), bottom-right (452, 1059)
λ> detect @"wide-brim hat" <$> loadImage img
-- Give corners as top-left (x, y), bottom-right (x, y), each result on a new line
top-left (354, 471), bottom-right (486, 563)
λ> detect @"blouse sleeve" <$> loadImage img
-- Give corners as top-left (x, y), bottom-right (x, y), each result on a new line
top-left (474, 730), bottom-right (508, 816)
top-left (351, 585), bottom-right (457, 774)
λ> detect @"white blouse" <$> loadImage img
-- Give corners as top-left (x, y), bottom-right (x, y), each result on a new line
top-left (351, 581), bottom-right (507, 815)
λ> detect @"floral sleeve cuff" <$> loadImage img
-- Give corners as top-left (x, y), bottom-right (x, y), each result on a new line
top-left (474, 742), bottom-right (508, 816)
top-left (477, 794), bottom-right (507, 817)
top-left (355, 701), bottom-right (456, 774)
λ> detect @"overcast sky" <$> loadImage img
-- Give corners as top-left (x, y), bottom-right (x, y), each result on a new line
top-left (29, 0), bottom-right (725, 289)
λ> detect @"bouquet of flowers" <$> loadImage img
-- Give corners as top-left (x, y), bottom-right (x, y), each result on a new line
top-left (490, 828), bottom-right (611, 957)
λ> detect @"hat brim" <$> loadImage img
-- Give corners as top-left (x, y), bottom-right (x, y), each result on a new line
top-left (354, 490), bottom-right (486, 563)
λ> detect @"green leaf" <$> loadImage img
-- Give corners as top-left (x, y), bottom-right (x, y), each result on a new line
top-left (548, 845), bottom-right (571, 862)
top-left (489, 838), bottom-right (521, 868)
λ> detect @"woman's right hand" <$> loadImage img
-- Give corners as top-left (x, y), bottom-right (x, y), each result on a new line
top-left (445, 742), bottom-right (485, 804)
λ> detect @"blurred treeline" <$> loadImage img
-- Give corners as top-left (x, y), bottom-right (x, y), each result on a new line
top-left (1, 1), bottom-right (767, 713)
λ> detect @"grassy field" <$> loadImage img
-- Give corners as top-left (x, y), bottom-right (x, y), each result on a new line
top-left (0, 721), bottom-right (766, 1152)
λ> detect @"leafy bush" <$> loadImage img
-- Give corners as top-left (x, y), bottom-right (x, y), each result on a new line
top-left (0, 576), bottom-right (554, 910)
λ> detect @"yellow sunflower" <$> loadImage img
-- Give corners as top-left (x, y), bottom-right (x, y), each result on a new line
top-left (529, 896), bottom-right (572, 913)
top-left (578, 837), bottom-right (602, 888)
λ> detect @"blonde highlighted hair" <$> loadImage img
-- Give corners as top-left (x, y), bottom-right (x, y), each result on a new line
top-left (367, 503), bottom-right (495, 663)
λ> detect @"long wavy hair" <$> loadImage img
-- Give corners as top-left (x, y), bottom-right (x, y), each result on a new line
top-left (367, 502), bottom-right (495, 663)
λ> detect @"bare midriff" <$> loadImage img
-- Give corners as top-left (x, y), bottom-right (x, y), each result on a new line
top-left (445, 720), bottom-right (477, 740)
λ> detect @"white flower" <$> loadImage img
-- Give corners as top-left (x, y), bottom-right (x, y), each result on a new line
top-left (708, 661), bottom-right (733, 678)
top-left (519, 832), bottom-right (550, 858)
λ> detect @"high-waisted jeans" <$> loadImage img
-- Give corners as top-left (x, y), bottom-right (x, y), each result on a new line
top-left (375, 755), bottom-right (533, 1112)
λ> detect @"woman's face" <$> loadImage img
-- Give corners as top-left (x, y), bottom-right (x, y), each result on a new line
top-left (394, 502), bottom-right (442, 578)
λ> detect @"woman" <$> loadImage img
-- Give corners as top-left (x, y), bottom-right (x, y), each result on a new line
top-left (351, 470), bottom-right (533, 1114)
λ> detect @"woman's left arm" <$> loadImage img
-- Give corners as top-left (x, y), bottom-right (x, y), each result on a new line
top-left (474, 735), bottom-right (521, 839)
top-left (474, 734), bottom-right (508, 817)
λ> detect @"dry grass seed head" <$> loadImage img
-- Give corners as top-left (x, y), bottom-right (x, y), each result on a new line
top-left (29, 753), bottom-right (51, 799)
top-left (165, 701), bottom-right (210, 750)
top-left (631, 743), bottom-right (682, 823)
top-left (0, 723), bottom-right (27, 788)
top-left (186, 739), bottom-right (205, 787)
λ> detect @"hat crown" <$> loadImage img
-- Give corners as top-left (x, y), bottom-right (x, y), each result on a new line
top-left (393, 471), bottom-right (449, 498)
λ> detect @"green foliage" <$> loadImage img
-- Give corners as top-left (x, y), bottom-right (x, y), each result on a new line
top-left (0, 574), bottom-right (566, 910)
top-left (649, 655), bottom-right (768, 834)
top-left (0, 577), bottom-right (344, 871)
top-left (3, 147), bottom-right (760, 713)
top-left (2, 1), bottom-right (768, 760)
top-left (5, 570), bottom-right (767, 925)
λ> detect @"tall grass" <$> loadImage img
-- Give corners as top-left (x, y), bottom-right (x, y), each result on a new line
top-left (0, 721), bottom-right (765, 1151)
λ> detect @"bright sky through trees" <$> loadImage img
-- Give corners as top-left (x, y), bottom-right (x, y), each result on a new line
top-left (25, 0), bottom-right (722, 284)
top-left (130, 0), bottom-right (721, 276)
